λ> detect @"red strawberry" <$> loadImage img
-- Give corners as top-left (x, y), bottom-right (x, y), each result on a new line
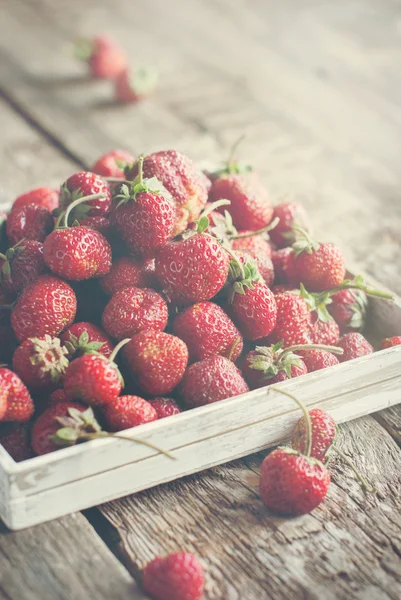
top-left (43, 225), bottom-right (112, 281)
top-left (259, 448), bottom-right (330, 516)
top-left (380, 336), bottom-right (401, 349)
top-left (155, 221), bottom-right (230, 304)
top-left (48, 389), bottom-right (68, 404)
top-left (79, 215), bottom-right (111, 237)
top-left (102, 287), bottom-right (168, 340)
top-left (242, 343), bottom-right (308, 389)
top-left (231, 232), bottom-right (274, 286)
top-left (31, 401), bottom-right (87, 455)
top-left (142, 552), bottom-right (205, 600)
top-left (271, 248), bottom-right (297, 284)
top-left (12, 335), bottom-right (69, 391)
top-left (338, 333), bottom-right (373, 362)
top-left (59, 171), bottom-right (112, 220)
top-left (100, 255), bottom-right (156, 295)
top-left (126, 150), bottom-right (209, 235)
top-left (178, 355), bottom-right (249, 408)
top-left (269, 202), bottom-right (309, 248)
top-left (298, 349), bottom-right (340, 372)
top-left (148, 397), bottom-right (181, 419)
top-left (60, 322), bottom-right (114, 359)
top-left (11, 275), bottom-right (77, 342)
top-left (328, 289), bottom-right (368, 332)
top-left (124, 331), bottom-right (188, 396)
top-left (0, 240), bottom-right (48, 294)
top-left (111, 156), bottom-right (176, 257)
top-left (267, 291), bottom-right (312, 347)
top-left (172, 301), bottom-right (243, 362)
top-left (292, 408), bottom-right (337, 463)
top-left (76, 35), bottom-right (127, 79)
top-left (0, 423), bottom-right (33, 462)
top-left (310, 313), bottom-right (340, 346)
top-left (115, 67), bottom-right (158, 103)
top-left (6, 203), bottom-right (53, 245)
top-left (104, 395), bottom-right (158, 431)
top-left (92, 149), bottom-right (135, 178)
top-left (12, 186), bottom-right (59, 213)
top-left (0, 368), bottom-right (34, 422)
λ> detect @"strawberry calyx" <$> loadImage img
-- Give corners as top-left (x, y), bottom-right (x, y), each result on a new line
top-left (74, 37), bottom-right (95, 62)
top-left (29, 335), bottom-right (69, 383)
top-left (0, 240), bottom-right (27, 282)
top-left (226, 252), bottom-right (262, 303)
top-left (113, 155), bottom-right (172, 207)
top-left (291, 224), bottom-right (320, 256)
top-left (209, 135), bottom-right (253, 179)
top-left (63, 330), bottom-right (108, 358)
top-left (128, 66), bottom-right (159, 96)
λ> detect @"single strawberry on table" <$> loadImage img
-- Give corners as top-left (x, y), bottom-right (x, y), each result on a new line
top-left (0, 368), bottom-right (34, 423)
top-left (100, 255), bottom-right (157, 295)
top-left (75, 35), bottom-right (127, 79)
top-left (12, 334), bottom-right (69, 392)
top-left (0, 240), bottom-right (48, 294)
top-left (59, 171), bottom-right (112, 221)
top-left (104, 395), bottom-right (158, 431)
top-left (92, 149), bottom-right (135, 178)
top-left (115, 66), bottom-right (159, 103)
top-left (142, 552), bottom-right (205, 600)
top-left (60, 322), bottom-right (114, 359)
top-left (12, 186), bottom-right (59, 213)
top-left (148, 397), bottom-right (182, 419)
top-left (6, 203), bottom-right (54, 245)
top-left (292, 408), bottom-right (337, 464)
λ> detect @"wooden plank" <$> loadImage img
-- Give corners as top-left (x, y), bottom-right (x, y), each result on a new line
top-left (375, 406), bottom-right (401, 446)
top-left (0, 513), bottom-right (145, 600)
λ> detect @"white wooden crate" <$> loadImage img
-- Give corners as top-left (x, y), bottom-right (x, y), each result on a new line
top-left (1, 274), bottom-right (401, 530)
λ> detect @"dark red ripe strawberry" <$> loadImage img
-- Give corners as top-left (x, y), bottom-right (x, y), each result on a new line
top-left (77, 35), bottom-right (127, 79)
top-left (211, 171), bottom-right (274, 231)
top-left (269, 202), bottom-right (309, 248)
top-left (229, 282), bottom-right (277, 340)
top-left (12, 335), bottom-right (69, 391)
top-left (148, 397), bottom-right (181, 419)
top-left (266, 292), bottom-right (312, 347)
top-left (31, 402), bottom-right (86, 455)
top-left (294, 242), bottom-right (346, 292)
top-left (292, 408), bottom-right (337, 463)
top-left (43, 226), bottom-right (112, 281)
top-left (60, 171), bottom-right (112, 219)
top-left (155, 234), bottom-right (230, 304)
top-left (0, 240), bottom-right (47, 294)
top-left (124, 331), bottom-right (188, 396)
top-left (0, 423), bottom-right (33, 462)
top-left (6, 203), bottom-right (53, 245)
top-left (232, 234), bottom-right (274, 286)
top-left (298, 349), bottom-right (339, 372)
top-left (381, 336), bottom-right (401, 350)
top-left (338, 333), bottom-right (373, 362)
top-left (115, 67), bottom-right (158, 103)
top-left (104, 395), bottom-right (158, 431)
top-left (48, 389), bottom-right (68, 404)
top-left (92, 149), bottom-right (135, 178)
top-left (12, 187), bottom-right (59, 213)
top-left (328, 289), bottom-right (368, 332)
top-left (310, 314), bottom-right (340, 346)
top-left (64, 354), bottom-right (122, 406)
top-left (100, 255), bottom-right (156, 295)
top-left (102, 287), bottom-right (168, 340)
top-left (126, 150), bottom-right (209, 235)
top-left (11, 275), bottom-right (77, 342)
top-left (260, 448), bottom-right (330, 516)
top-left (173, 301), bottom-right (243, 362)
top-left (79, 216), bottom-right (111, 237)
top-left (179, 355), bottom-right (249, 408)
top-left (60, 322), bottom-right (114, 359)
top-left (271, 248), bottom-right (297, 285)
top-left (143, 552), bottom-right (205, 600)
top-left (0, 368), bottom-right (34, 422)
top-left (242, 347), bottom-right (307, 390)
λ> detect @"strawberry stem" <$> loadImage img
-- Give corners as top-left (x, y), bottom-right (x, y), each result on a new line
top-left (224, 246), bottom-right (246, 280)
top-left (227, 134), bottom-right (245, 170)
top-left (269, 386), bottom-right (313, 457)
top-left (63, 193), bottom-right (106, 228)
top-left (280, 343), bottom-right (344, 360)
top-left (109, 338), bottom-right (131, 363)
top-left (227, 337), bottom-right (241, 361)
top-left (230, 217), bottom-right (280, 240)
top-left (333, 448), bottom-right (375, 493)
top-left (137, 155), bottom-right (144, 187)
top-left (0, 253), bottom-right (6, 261)
top-left (326, 279), bottom-right (394, 302)
top-left (202, 199), bottom-right (231, 216)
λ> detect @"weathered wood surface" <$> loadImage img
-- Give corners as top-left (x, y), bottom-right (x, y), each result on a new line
top-left (0, 0), bottom-right (401, 598)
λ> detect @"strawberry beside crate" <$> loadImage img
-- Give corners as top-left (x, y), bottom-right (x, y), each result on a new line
top-left (0, 145), bottom-right (400, 531)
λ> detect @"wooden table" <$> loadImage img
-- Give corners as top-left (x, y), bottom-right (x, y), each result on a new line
top-left (1, 1), bottom-right (401, 598)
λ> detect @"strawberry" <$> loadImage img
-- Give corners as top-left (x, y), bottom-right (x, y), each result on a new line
top-left (178, 355), bottom-right (249, 408)
top-left (75, 35), bottom-right (127, 79)
top-left (142, 552), bottom-right (205, 600)
top-left (148, 397), bottom-right (181, 419)
top-left (0, 423), bottom-right (33, 462)
top-left (231, 231), bottom-right (274, 286)
top-left (0, 240), bottom-right (48, 294)
top-left (43, 225), bottom-right (112, 281)
top-left (111, 156), bottom-right (176, 257)
top-left (338, 333), bottom-right (373, 362)
top-left (60, 322), bottom-right (114, 359)
top-left (269, 202), bottom-right (309, 248)
top-left (155, 219), bottom-right (230, 304)
top-left (226, 256), bottom-right (277, 340)
top-left (12, 186), bottom-right (59, 213)
top-left (380, 336), bottom-right (401, 349)
top-left (104, 395), bottom-right (158, 431)
top-left (298, 349), bottom-right (340, 372)
top-left (310, 313), bottom-right (340, 346)
top-left (31, 401), bottom-right (87, 455)
top-left (0, 368), bottom-right (34, 422)
top-left (328, 289), bottom-right (368, 332)
top-left (126, 150), bottom-right (209, 235)
top-left (172, 301), bottom-right (243, 362)
top-left (267, 291), bottom-right (312, 347)
top-left (48, 389), bottom-right (68, 405)
top-left (100, 255), bottom-right (157, 295)
top-left (6, 203), bottom-right (53, 245)
top-left (79, 216), bottom-right (111, 237)
top-left (292, 408), bottom-right (337, 463)
top-left (102, 287), bottom-right (168, 340)
top-left (259, 448), bottom-right (330, 516)
top-left (12, 334), bottom-right (69, 391)
top-left (115, 67), bottom-right (159, 103)
top-left (242, 343), bottom-right (308, 389)
top-left (59, 171), bottom-right (112, 220)
top-left (124, 331), bottom-right (188, 396)
top-left (271, 248), bottom-right (297, 285)
top-left (92, 149), bottom-right (135, 178)
top-left (11, 275), bottom-right (77, 342)
top-left (292, 227), bottom-right (346, 292)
